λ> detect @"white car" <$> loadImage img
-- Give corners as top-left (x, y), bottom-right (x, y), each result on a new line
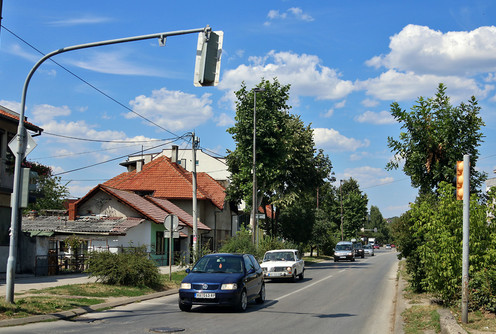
top-left (363, 244), bottom-right (375, 256)
top-left (260, 249), bottom-right (305, 281)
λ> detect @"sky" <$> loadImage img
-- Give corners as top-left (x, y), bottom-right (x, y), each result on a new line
top-left (1, 0), bottom-right (495, 219)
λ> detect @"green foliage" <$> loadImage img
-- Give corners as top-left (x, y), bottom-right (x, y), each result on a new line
top-left (394, 183), bottom-right (496, 310)
top-left (225, 78), bottom-right (333, 239)
top-left (23, 161), bottom-right (70, 213)
top-left (219, 228), bottom-right (257, 258)
top-left (386, 83), bottom-right (486, 195)
top-left (341, 178), bottom-right (368, 239)
top-left (86, 245), bottom-right (160, 289)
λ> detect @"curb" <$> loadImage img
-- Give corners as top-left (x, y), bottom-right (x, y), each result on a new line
top-left (0, 289), bottom-right (179, 328)
top-left (438, 309), bottom-right (468, 334)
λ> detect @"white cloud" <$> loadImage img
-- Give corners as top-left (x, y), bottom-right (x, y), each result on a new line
top-left (355, 110), bottom-right (395, 125)
top-left (31, 104), bottom-right (71, 123)
top-left (361, 98), bottom-right (379, 107)
top-left (367, 24), bottom-right (496, 76)
top-left (128, 87), bottom-right (213, 131)
top-left (48, 15), bottom-right (112, 26)
top-left (216, 113), bottom-right (234, 127)
top-left (349, 151), bottom-right (371, 161)
top-left (0, 100), bottom-right (21, 113)
top-left (219, 51), bottom-right (354, 105)
top-left (265, 7), bottom-right (313, 25)
top-left (313, 128), bottom-right (370, 152)
top-left (68, 50), bottom-right (169, 77)
top-left (357, 69), bottom-right (492, 102)
top-left (342, 166), bottom-right (394, 189)
top-left (322, 108), bottom-right (334, 118)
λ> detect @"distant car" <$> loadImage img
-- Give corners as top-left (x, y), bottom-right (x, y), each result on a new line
top-left (261, 249), bottom-right (305, 281)
top-left (178, 253), bottom-right (265, 312)
top-left (363, 244), bottom-right (374, 256)
top-left (334, 241), bottom-right (355, 262)
top-left (385, 244), bottom-right (392, 249)
top-left (373, 244), bottom-right (380, 249)
top-left (353, 242), bottom-right (365, 258)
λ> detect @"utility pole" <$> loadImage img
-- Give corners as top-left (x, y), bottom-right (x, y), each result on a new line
top-left (251, 87), bottom-right (264, 245)
top-left (191, 133), bottom-right (198, 263)
top-left (461, 154), bottom-right (470, 323)
top-left (340, 180), bottom-right (344, 241)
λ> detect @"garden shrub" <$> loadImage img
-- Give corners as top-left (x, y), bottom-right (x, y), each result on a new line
top-left (86, 245), bottom-right (160, 289)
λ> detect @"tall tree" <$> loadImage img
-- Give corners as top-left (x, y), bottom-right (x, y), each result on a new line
top-left (24, 161), bottom-right (70, 212)
top-left (341, 178), bottom-right (368, 239)
top-left (386, 83), bottom-right (486, 195)
top-left (226, 78), bottom-right (332, 236)
top-left (368, 205), bottom-right (384, 230)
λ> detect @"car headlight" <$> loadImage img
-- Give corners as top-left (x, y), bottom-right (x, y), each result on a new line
top-left (180, 283), bottom-right (191, 289)
top-left (286, 267), bottom-right (292, 273)
top-left (221, 283), bottom-right (237, 290)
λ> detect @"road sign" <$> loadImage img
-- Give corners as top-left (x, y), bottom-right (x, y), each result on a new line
top-left (164, 231), bottom-right (180, 238)
top-left (164, 214), bottom-right (179, 232)
top-left (8, 131), bottom-right (37, 160)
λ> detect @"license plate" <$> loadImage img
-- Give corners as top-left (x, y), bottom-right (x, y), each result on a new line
top-left (340, 256), bottom-right (346, 258)
top-left (195, 292), bottom-right (215, 299)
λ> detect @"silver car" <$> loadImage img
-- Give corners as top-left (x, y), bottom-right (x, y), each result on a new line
top-left (363, 244), bottom-right (374, 256)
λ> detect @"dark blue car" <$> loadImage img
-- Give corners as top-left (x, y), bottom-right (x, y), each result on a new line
top-left (178, 253), bottom-right (265, 312)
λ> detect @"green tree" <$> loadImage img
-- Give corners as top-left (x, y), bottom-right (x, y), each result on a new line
top-left (341, 178), bottom-right (368, 239)
top-left (24, 161), bottom-right (69, 212)
top-left (386, 83), bottom-right (486, 195)
top-left (368, 205), bottom-right (383, 230)
top-left (226, 78), bottom-right (333, 237)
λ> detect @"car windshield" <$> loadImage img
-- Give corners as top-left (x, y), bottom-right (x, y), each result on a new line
top-left (335, 244), bottom-right (352, 251)
top-left (364, 245), bottom-right (371, 249)
top-left (192, 255), bottom-right (244, 274)
top-left (263, 252), bottom-right (294, 262)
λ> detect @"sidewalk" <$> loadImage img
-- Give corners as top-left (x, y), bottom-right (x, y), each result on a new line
top-left (0, 265), bottom-right (184, 295)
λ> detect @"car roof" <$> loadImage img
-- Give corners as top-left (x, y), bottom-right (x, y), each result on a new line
top-left (264, 249), bottom-right (298, 253)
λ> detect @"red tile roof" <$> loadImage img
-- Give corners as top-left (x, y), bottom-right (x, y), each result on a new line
top-left (71, 184), bottom-right (209, 231)
top-left (0, 106), bottom-right (43, 132)
top-left (104, 156), bottom-right (226, 210)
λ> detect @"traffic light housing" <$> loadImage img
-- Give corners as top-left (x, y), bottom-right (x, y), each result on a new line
top-left (194, 29), bottom-right (223, 87)
top-left (456, 160), bottom-right (464, 200)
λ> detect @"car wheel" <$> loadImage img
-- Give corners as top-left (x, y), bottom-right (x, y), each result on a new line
top-left (298, 270), bottom-right (304, 280)
top-left (255, 284), bottom-right (265, 304)
top-left (291, 272), bottom-right (297, 282)
top-left (236, 289), bottom-right (248, 312)
top-left (351, 257), bottom-right (355, 262)
top-left (334, 258), bottom-right (337, 262)
top-left (361, 253), bottom-right (364, 258)
top-left (178, 300), bottom-right (192, 312)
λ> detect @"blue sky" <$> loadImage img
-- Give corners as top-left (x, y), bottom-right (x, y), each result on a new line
top-left (1, 1), bottom-right (495, 218)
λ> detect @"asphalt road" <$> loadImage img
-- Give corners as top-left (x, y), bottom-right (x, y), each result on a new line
top-left (0, 250), bottom-right (399, 334)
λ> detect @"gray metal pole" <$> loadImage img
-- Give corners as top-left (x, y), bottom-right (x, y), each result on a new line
top-left (461, 154), bottom-right (470, 323)
top-left (192, 133), bottom-right (198, 263)
top-left (251, 91), bottom-right (257, 244)
top-left (5, 25), bottom-right (211, 303)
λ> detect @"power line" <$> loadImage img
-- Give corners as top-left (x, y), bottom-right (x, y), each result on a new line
top-left (1, 24), bottom-right (181, 138)
top-left (43, 131), bottom-right (174, 143)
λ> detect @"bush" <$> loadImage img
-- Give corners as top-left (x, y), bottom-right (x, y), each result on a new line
top-left (470, 268), bottom-right (496, 312)
top-left (86, 245), bottom-right (161, 289)
top-left (219, 228), bottom-right (257, 257)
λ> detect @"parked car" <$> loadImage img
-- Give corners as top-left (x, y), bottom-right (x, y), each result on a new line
top-left (363, 244), bottom-right (374, 256)
top-left (385, 244), bottom-right (392, 249)
top-left (260, 249), bottom-right (305, 281)
top-left (178, 253), bottom-right (265, 312)
top-left (353, 242), bottom-right (365, 258)
top-left (334, 241), bottom-right (355, 262)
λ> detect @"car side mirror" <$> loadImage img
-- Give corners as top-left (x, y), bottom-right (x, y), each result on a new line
top-left (185, 268), bottom-right (191, 274)
top-left (247, 268), bottom-right (256, 274)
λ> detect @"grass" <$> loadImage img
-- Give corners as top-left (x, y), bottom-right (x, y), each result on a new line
top-left (0, 271), bottom-right (188, 321)
top-left (403, 305), bottom-right (441, 334)
top-left (451, 308), bottom-right (496, 333)
top-left (302, 254), bottom-right (332, 266)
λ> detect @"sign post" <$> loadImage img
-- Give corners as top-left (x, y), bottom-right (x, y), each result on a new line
top-left (164, 214), bottom-right (179, 280)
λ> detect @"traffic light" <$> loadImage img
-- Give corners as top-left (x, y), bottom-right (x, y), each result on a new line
top-left (194, 29), bottom-right (223, 87)
top-left (456, 160), bottom-right (464, 200)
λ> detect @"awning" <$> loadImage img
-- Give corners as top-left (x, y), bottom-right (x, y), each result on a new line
top-left (28, 231), bottom-right (54, 237)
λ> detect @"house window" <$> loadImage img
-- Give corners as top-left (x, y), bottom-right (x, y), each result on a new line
top-left (156, 231), bottom-right (165, 255)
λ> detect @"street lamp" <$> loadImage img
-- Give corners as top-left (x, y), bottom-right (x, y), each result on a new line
top-left (5, 26), bottom-right (213, 304)
top-left (251, 87), bottom-right (265, 245)
top-left (340, 179), bottom-right (344, 241)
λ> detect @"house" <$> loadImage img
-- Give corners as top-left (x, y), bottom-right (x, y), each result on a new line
top-left (0, 104), bottom-right (43, 273)
top-left (35, 154), bottom-right (238, 271)
top-left (122, 145), bottom-right (229, 187)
